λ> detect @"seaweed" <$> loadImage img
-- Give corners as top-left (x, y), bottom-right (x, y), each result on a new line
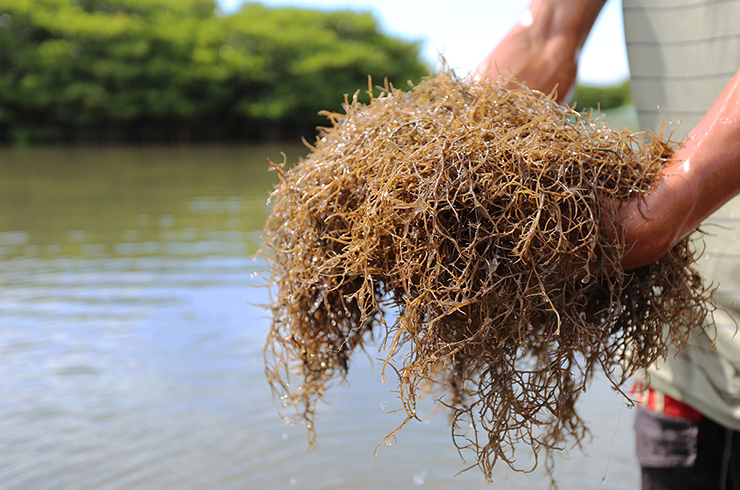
top-left (261, 69), bottom-right (714, 483)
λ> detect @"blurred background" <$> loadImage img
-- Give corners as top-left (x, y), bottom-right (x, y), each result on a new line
top-left (0, 1), bottom-right (640, 489)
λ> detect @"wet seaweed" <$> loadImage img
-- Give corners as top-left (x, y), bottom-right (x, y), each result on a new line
top-left (261, 69), bottom-right (714, 483)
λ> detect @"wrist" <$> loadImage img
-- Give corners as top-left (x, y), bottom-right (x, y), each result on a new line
top-left (475, 24), bottom-right (579, 102)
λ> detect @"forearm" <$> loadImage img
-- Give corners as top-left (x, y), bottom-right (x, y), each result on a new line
top-left (473, 0), bottom-right (606, 103)
top-left (620, 69), bottom-right (740, 270)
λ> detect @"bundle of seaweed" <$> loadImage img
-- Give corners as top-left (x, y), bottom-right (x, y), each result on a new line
top-left (262, 70), bottom-right (713, 482)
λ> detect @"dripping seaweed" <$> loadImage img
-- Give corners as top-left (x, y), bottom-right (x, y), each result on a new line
top-left (261, 69), bottom-right (715, 484)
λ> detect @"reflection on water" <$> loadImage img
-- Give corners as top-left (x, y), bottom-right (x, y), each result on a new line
top-left (0, 145), bottom-right (284, 259)
top-left (0, 146), bottom-right (639, 489)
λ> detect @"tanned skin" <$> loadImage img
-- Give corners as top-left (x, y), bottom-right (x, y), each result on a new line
top-left (475, 0), bottom-right (740, 271)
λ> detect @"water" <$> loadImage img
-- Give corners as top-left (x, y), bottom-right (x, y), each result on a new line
top-left (0, 145), bottom-right (639, 489)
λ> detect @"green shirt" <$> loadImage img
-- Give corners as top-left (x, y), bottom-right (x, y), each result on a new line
top-left (623, 0), bottom-right (740, 430)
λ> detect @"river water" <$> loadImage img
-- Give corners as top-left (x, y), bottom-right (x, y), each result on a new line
top-left (0, 145), bottom-right (640, 489)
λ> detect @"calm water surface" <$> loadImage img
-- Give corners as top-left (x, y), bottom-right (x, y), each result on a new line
top-left (0, 145), bottom-right (639, 489)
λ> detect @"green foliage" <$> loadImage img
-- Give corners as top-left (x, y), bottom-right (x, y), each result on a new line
top-left (570, 80), bottom-right (633, 111)
top-left (0, 0), bottom-right (428, 144)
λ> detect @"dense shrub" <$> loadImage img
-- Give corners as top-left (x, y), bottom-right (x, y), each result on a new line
top-left (0, 0), bottom-right (428, 144)
top-left (570, 80), bottom-right (632, 111)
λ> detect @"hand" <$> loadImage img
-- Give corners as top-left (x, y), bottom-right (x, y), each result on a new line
top-left (473, 0), bottom-right (607, 103)
top-left (615, 67), bottom-right (740, 271)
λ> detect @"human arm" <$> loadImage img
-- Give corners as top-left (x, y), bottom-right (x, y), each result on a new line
top-left (619, 68), bottom-right (740, 270)
top-left (473, 0), bottom-right (607, 103)
top-left (475, 0), bottom-right (740, 271)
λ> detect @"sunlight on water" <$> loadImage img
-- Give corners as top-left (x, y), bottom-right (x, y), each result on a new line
top-left (0, 145), bottom-right (639, 489)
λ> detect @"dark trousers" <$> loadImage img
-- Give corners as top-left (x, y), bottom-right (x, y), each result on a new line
top-left (635, 405), bottom-right (740, 490)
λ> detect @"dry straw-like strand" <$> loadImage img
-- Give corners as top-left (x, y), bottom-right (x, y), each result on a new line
top-left (261, 69), bottom-right (715, 484)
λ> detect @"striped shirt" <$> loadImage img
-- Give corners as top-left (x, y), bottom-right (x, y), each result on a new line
top-left (623, 0), bottom-right (740, 430)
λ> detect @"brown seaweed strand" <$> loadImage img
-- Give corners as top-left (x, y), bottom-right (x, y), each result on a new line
top-left (262, 69), bottom-right (715, 484)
